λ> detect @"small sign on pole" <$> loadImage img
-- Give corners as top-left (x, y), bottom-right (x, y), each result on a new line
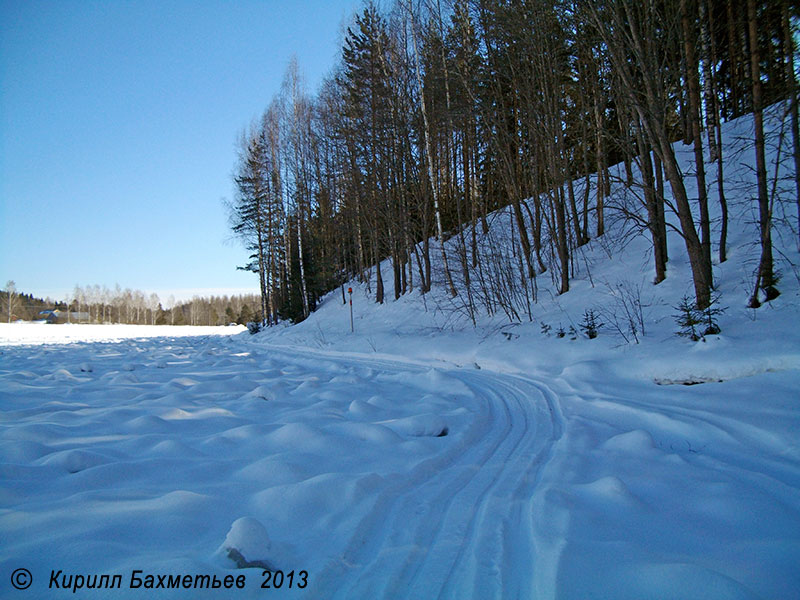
top-left (348, 287), bottom-right (353, 333)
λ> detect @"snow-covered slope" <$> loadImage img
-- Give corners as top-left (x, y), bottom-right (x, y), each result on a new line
top-left (264, 105), bottom-right (800, 385)
top-left (1, 108), bottom-right (798, 599)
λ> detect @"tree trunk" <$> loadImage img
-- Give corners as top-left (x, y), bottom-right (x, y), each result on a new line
top-left (594, 90), bottom-right (605, 236)
top-left (699, 0), bottom-right (718, 161)
top-left (704, 0), bottom-right (728, 262)
top-left (782, 0), bottom-right (800, 251)
top-left (409, 7), bottom-right (457, 297)
top-left (636, 123), bottom-right (667, 283)
top-left (681, 0), bottom-right (712, 287)
top-left (747, 0), bottom-right (779, 305)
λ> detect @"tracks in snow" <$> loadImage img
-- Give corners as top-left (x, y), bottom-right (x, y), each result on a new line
top-left (269, 347), bottom-right (565, 600)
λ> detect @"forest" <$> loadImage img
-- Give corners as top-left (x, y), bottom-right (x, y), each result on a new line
top-left (1, 281), bottom-right (261, 326)
top-left (229, 0), bottom-right (799, 326)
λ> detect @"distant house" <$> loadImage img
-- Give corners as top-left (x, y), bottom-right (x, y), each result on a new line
top-left (38, 310), bottom-right (90, 324)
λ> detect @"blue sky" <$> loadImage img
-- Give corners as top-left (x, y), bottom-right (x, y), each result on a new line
top-left (0, 0), bottom-right (362, 302)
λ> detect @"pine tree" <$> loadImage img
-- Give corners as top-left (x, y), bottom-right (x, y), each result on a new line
top-left (674, 296), bottom-right (703, 342)
top-left (340, 3), bottom-right (394, 304)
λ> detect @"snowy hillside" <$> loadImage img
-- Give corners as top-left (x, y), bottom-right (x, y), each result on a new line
top-left (265, 106), bottom-right (800, 385)
top-left (1, 108), bottom-right (799, 599)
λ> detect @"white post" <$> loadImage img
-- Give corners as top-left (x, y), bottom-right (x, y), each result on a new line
top-left (348, 287), bottom-right (353, 333)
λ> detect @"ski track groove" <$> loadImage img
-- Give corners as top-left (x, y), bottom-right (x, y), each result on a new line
top-left (435, 373), bottom-right (531, 600)
top-left (393, 372), bottom-right (518, 600)
top-left (265, 346), bottom-right (565, 600)
top-left (561, 383), bottom-right (800, 494)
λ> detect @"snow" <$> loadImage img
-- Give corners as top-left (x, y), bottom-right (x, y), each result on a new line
top-left (215, 517), bottom-right (273, 569)
top-left (0, 323), bottom-right (245, 346)
top-left (2, 109), bottom-right (800, 598)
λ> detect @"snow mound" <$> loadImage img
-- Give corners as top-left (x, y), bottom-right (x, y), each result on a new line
top-left (576, 475), bottom-right (640, 507)
top-left (347, 398), bottom-right (385, 418)
top-left (47, 368), bottom-right (88, 382)
top-left (382, 413), bottom-right (449, 437)
top-left (241, 385), bottom-right (277, 402)
top-left (216, 517), bottom-right (274, 570)
top-left (327, 421), bottom-right (404, 444)
top-left (602, 429), bottom-right (657, 454)
top-left (40, 449), bottom-right (111, 473)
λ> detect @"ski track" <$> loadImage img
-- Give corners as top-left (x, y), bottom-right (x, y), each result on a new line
top-left (268, 346), bottom-right (566, 600)
top-left (557, 379), bottom-right (800, 497)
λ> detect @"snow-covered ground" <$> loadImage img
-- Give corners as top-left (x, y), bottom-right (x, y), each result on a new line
top-left (2, 320), bottom-right (798, 599)
top-left (0, 323), bottom-right (245, 346)
top-left (2, 109), bottom-right (800, 599)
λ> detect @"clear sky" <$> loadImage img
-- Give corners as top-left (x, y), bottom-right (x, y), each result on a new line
top-left (0, 0), bottom-right (362, 302)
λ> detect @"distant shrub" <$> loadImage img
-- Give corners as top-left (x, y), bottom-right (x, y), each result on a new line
top-left (246, 321), bottom-right (262, 335)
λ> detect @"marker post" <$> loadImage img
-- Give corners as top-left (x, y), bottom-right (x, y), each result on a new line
top-left (348, 287), bottom-right (353, 333)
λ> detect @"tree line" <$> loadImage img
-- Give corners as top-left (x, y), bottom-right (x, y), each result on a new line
top-left (229, 0), bottom-right (799, 325)
top-left (2, 281), bottom-right (261, 326)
